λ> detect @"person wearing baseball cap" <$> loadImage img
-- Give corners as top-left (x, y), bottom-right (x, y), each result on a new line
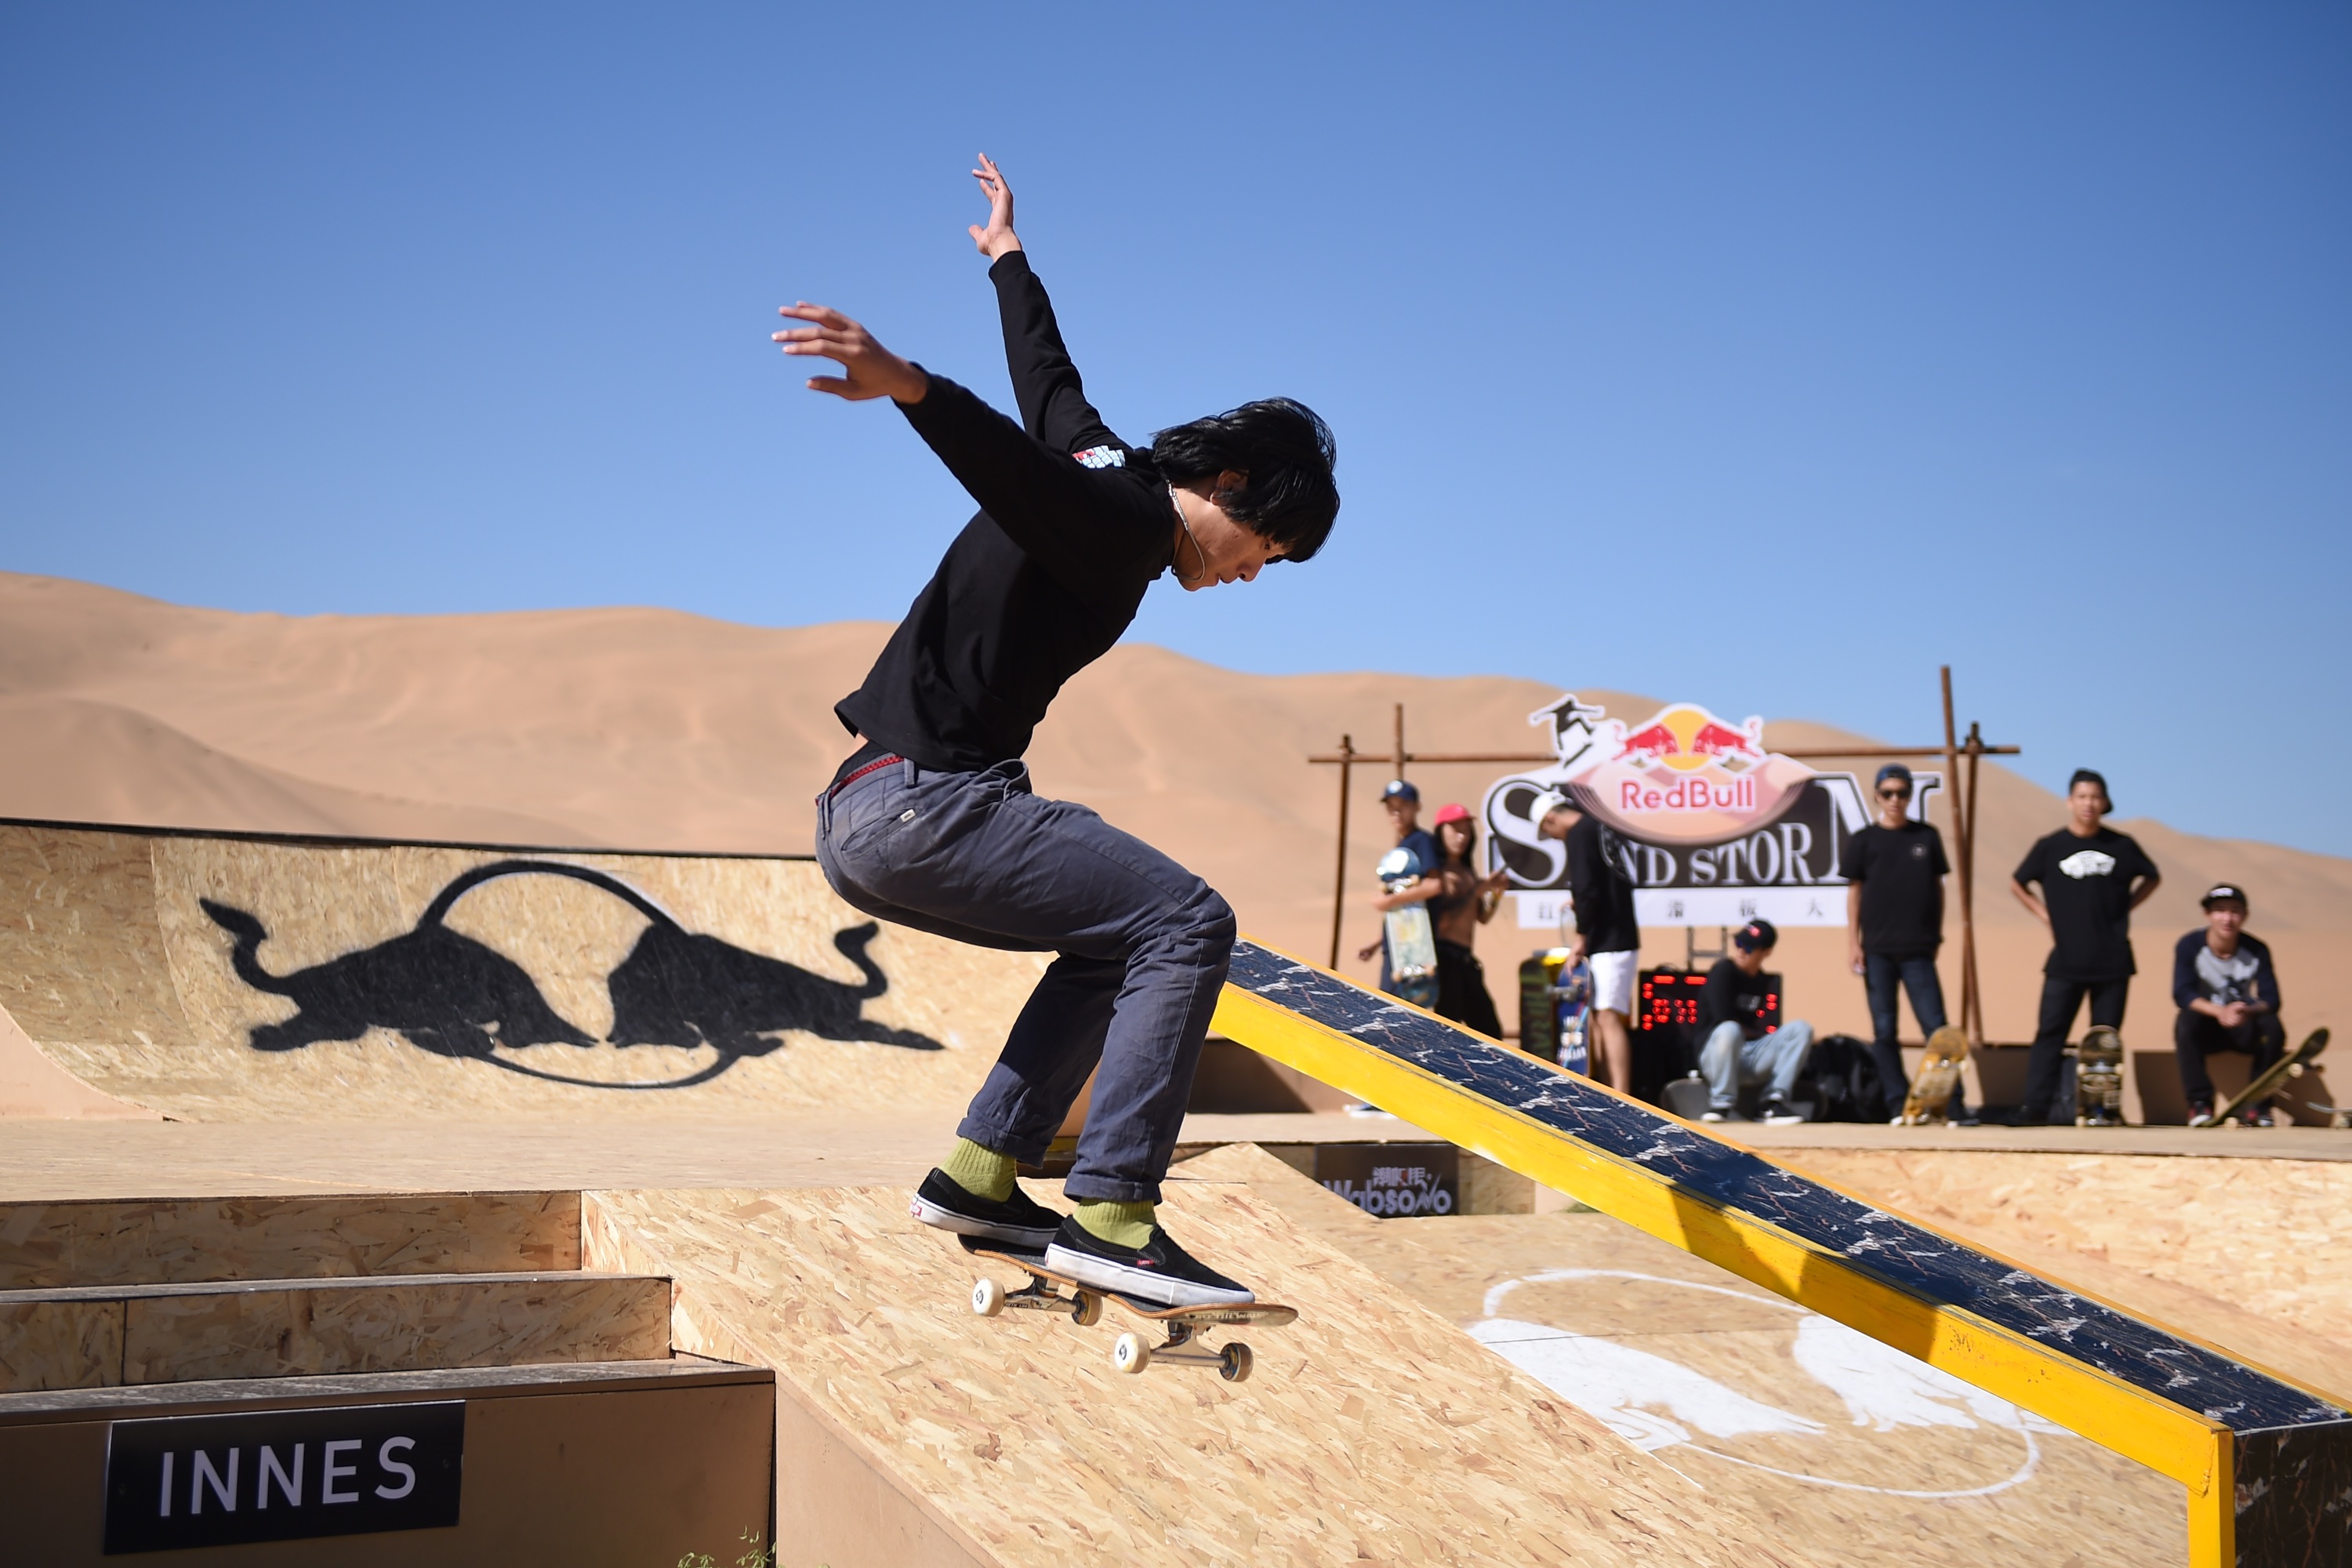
top-left (1531, 788), bottom-right (1639, 1092)
top-left (2172, 884), bottom-right (2285, 1126)
top-left (2008, 768), bottom-right (2161, 1123)
top-left (1693, 920), bottom-right (1813, 1124)
top-left (1354, 779), bottom-right (1444, 1001)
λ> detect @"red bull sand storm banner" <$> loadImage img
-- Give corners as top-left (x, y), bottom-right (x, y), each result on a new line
top-left (1481, 695), bottom-right (1940, 929)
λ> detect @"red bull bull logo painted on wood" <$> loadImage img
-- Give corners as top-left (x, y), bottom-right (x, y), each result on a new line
top-left (1483, 695), bottom-right (1939, 928)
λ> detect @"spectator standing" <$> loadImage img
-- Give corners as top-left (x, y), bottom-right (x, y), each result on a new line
top-left (1533, 789), bottom-right (1639, 1093)
top-left (1696, 920), bottom-right (1813, 1125)
top-left (1427, 803), bottom-right (1510, 1036)
top-left (2009, 769), bottom-right (2161, 1124)
top-left (1845, 764), bottom-right (1972, 1123)
top-left (1356, 780), bottom-right (1443, 998)
top-left (2173, 884), bottom-right (2285, 1127)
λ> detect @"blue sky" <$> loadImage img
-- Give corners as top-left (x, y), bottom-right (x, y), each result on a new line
top-left (3, 4), bottom-right (2347, 855)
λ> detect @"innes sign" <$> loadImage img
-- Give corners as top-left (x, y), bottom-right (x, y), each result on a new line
top-left (1482, 695), bottom-right (1939, 928)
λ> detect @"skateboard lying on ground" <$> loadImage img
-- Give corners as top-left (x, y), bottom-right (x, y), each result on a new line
top-left (2207, 1027), bottom-right (2329, 1128)
top-left (1897, 1026), bottom-right (1969, 1125)
top-left (2074, 1025), bottom-right (2125, 1127)
top-left (960, 1238), bottom-right (1295, 1381)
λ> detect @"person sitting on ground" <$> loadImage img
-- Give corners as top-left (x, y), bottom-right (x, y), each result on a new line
top-left (1697, 920), bottom-right (1813, 1125)
top-left (1425, 803), bottom-right (1510, 1037)
top-left (1356, 780), bottom-right (1444, 999)
top-left (1531, 789), bottom-right (1639, 1093)
top-left (2173, 884), bottom-right (2285, 1127)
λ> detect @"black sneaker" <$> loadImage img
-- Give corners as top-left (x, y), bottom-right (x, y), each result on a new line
top-left (1044, 1217), bottom-right (1255, 1308)
top-left (908, 1168), bottom-right (1062, 1250)
top-left (1759, 1097), bottom-right (1806, 1127)
top-left (2187, 1098), bottom-right (2217, 1129)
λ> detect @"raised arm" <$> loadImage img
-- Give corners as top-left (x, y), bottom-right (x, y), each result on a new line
top-left (968, 154), bottom-right (1121, 455)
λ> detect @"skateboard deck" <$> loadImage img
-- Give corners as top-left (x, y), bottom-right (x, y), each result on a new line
top-left (2074, 1025), bottom-right (2125, 1127)
top-left (1383, 904), bottom-right (1438, 1007)
top-left (1898, 1025), bottom-right (1969, 1125)
top-left (2209, 1028), bottom-right (2329, 1128)
top-left (960, 1239), bottom-right (1296, 1381)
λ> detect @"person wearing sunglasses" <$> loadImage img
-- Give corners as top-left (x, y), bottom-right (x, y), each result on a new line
top-left (1846, 764), bottom-right (1969, 1123)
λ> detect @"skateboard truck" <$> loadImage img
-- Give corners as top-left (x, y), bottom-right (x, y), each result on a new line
top-left (971, 1272), bottom-right (1104, 1327)
top-left (1110, 1320), bottom-right (1254, 1381)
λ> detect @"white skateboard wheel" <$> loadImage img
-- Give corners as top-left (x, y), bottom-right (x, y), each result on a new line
top-left (1071, 1291), bottom-right (1103, 1327)
top-left (1219, 1343), bottom-right (1253, 1383)
top-left (971, 1277), bottom-right (1006, 1318)
top-left (1112, 1333), bottom-right (1150, 1374)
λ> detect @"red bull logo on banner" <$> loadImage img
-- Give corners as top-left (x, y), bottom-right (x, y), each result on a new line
top-left (1485, 695), bottom-right (1938, 928)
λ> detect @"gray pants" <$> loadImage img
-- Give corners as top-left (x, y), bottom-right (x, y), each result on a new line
top-left (814, 757), bottom-right (1234, 1203)
top-left (1699, 1018), bottom-right (1815, 1111)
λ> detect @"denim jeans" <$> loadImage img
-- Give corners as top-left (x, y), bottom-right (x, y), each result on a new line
top-left (1699, 1018), bottom-right (1815, 1110)
top-left (2022, 974), bottom-right (2129, 1122)
top-left (815, 757), bottom-right (1234, 1204)
top-left (1863, 952), bottom-right (1963, 1117)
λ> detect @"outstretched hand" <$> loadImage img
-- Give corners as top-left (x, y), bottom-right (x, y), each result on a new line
top-left (967, 152), bottom-right (1022, 261)
top-left (772, 304), bottom-right (927, 404)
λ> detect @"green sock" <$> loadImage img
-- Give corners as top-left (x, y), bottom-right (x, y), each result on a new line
top-left (1073, 1199), bottom-right (1156, 1249)
top-left (941, 1138), bottom-right (1015, 1202)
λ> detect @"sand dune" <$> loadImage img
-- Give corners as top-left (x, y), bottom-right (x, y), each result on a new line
top-left (3, 569), bottom-right (2344, 1052)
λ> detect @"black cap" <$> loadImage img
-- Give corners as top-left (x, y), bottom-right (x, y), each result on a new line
top-left (1733, 919), bottom-right (1779, 953)
top-left (1875, 763), bottom-right (1913, 789)
top-left (2201, 884), bottom-right (2249, 910)
top-left (1381, 779), bottom-right (1420, 804)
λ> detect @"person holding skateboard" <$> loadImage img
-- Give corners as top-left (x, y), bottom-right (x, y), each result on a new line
top-left (1356, 781), bottom-right (1445, 1002)
top-left (1530, 789), bottom-right (1639, 1092)
top-left (2172, 884), bottom-right (2285, 1127)
top-left (1845, 764), bottom-right (1972, 1123)
top-left (2008, 769), bottom-right (2161, 1124)
top-left (784, 157), bottom-right (1339, 1308)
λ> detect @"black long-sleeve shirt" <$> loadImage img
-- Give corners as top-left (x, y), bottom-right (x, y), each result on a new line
top-left (1566, 815), bottom-right (1640, 956)
top-left (833, 252), bottom-right (1177, 772)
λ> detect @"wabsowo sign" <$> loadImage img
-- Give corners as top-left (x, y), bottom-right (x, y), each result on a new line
top-left (1481, 695), bottom-right (1938, 929)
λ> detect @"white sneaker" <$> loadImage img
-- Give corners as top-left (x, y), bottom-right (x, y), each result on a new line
top-left (1700, 1107), bottom-right (1734, 1123)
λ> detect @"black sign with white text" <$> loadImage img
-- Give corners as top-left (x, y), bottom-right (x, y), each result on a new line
top-left (103, 1401), bottom-right (463, 1554)
top-left (1313, 1142), bottom-right (1460, 1218)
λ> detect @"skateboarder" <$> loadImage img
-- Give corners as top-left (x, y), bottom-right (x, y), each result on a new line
top-left (1845, 764), bottom-right (1972, 1123)
top-left (1695, 920), bottom-right (1813, 1124)
top-left (2008, 770), bottom-right (2161, 1124)
top-left (2172, 884), bottom-right (2285, 1127)
top-left (1427, 803), bottom-right (1510, 1037)
top-left (786, 156), bottom-right (1339, 1308)
top-left (1531, 789), bottom-right (1639, 1092)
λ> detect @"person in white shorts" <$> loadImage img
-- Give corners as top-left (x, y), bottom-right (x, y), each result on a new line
top-left (1532, 789), bottom-right (1639, 1092)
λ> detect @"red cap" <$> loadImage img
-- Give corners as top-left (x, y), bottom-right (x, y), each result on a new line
top-left (1432, 803), bottom-right (1472, 826)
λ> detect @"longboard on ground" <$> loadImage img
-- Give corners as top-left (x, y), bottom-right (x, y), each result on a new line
top-left (960, 1238), bottom-right (1295, 1381)
top-left (2074, 1025), bottom-right (2125, 1127)
top-left (1897, 1026), bottom-right (1969, 1125)
top-left (2207, 1027), bottom-right (2329, 1128)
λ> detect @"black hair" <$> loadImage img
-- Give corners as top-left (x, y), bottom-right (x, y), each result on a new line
top-left (1438, 816), bottom-right (1479, 866)
top-left (1148, 397), bottom-right (1338, 563)
top-left (2068, 768), bottom-right (2111, 808)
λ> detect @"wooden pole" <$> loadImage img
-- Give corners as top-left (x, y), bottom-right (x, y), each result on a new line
top-left (1940, 668), bottom-right (1979, 1049)
top-left (1964, 721), bottom-right (1986, 1044)
top-left (1392, 703), bottom-right (1406, 782)
top-left (1328, 735), bottom-right (1355, 968)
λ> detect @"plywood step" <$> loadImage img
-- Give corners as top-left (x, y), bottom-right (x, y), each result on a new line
top-left (0, 1270), bottom-right (670, 1392)
top-left (0, 1192), bottom-right (581, 1290)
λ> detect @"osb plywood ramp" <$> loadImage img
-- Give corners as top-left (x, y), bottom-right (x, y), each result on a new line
top-left (0, 820), bottom-right (1045, 1120)
top-left (580, 1180), bottom-right (1809, 1568)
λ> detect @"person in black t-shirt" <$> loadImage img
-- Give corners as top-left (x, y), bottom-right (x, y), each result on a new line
top-left (2172, 884), bottom-right (2285, 1127)
top-left (1695, 920), bottom-right (1813, 1124)
top-left (2008, 768), bottom-right (2161, 1123)
top-left (1845, 764), bottom-right (1969, 1123)
top-left (1533, 789), bottom-right (1639, 1092)
top-left (788, 157), bottom-right (1338, 1308)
